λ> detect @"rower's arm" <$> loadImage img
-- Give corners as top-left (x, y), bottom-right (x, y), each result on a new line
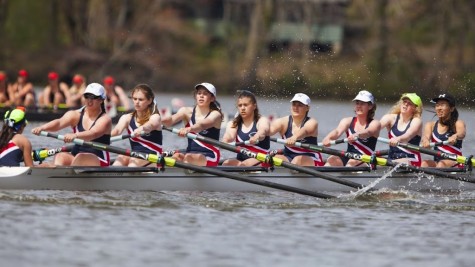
top-left (111, 114), bottom-right (131, 136)
top-left (358, 119), bottom-right (381, 139)
top-left (322, 117), bottom-right (351, 146)
top-left (221, 121), bottom-right (237, 143)
top-left (253, 116), bottom-right (270, 142)
top-left (162, 107), bottom-right (189, 127)
top-left (189, 110), bottom-right (221, 132)
top-left (420, 121), bottom-right (435, 147)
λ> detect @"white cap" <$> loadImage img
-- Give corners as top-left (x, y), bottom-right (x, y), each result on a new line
top-left (195, 82), bottom-right (216, 97)
top-left (352, 90), bottom-right (374, 104)
top-left (290, 93), bottom-right (311, 105)
top-left (84, 83), bottom-right (106, 99)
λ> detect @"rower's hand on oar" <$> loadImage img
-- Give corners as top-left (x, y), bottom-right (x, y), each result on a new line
top-left (389, 137), bottom-right (400, 147)
top-left (420, 139), bottom-right (430, 148)
top-left (63, 133), bottom-right (78, 143)
top-left (31, 127), bottom-right (44, 135)
top-left (321, 137), bottom-right (332, 147)
top-left (248, 134), bottom-right (260, 145)
top-left (285, 136), bottom-right (297, 146)
top-left (347, 133), bottom-right (359, 144)
top-left (178, 127), bottom-right (191, 137)
top-left (447, 135), bottom-right (458, 145)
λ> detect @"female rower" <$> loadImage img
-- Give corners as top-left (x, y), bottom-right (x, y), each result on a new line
top-left (0, 107), bottom-right (33, 167)
top-left (322, 90), bottom-right (381, 166)
top-left (103, 76), bottom-right (131, 112)
top-left (0, 71), bottom-right (12, 105)
top-left (162, 82), bottom-right (222, 166)
top-left (9, 69), bottom-right (35, 107)
top-left (421, 93), bottom-right (466, 168)
top-left (269, 93), bottom-right (324, 166)
top-left (38, 71), bottom-right (70, 108)
top-left (380, 93), bottom-right (423, 166)
top-left (67, 74), bottom-right (87, 107)
top-left (221, 90), bottom-right (270, 166)
top-left (31, 83), bottom-right (112, 166)
top-left (111, 84), bottom-right (162, 167)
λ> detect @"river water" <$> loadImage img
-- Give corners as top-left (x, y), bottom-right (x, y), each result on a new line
top-left (1, 93), bottom-right (475, 267)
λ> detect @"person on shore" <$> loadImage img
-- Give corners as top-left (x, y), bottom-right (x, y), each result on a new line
top-left (269, 93), bottom-right (324, 166)
top-left (31, 83), bottom-right (112, 166)
top-left (162, 82), bottom-right (222, 166)
top-left (221, 90), bottom-right (270, 166)
top-left (111, 84), bottom-right (162, 167)
top-left (103, 76), bottom-right (131, 113)
top-left (67, 74), bottom-right (87, 107)
top-left (421, 93), bottom-right (466, 168)
top-left (9, 69), bottom-right (35, 107)
top-left (0, 71), bottom-right (12, 106)
top-left (323, 90), bottom-right (381, 166)
top-left (380, 93), bottom-right (423, 166)
top-left (38, 72), bottom-right (70, 109)
top-left (0, 107), bottom-right (33, 167)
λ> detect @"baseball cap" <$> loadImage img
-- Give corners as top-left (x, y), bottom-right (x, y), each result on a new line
top-left (195, 82), bottom-right (216, 97)
top-left (18, 69), bottom-right (28, 78)
top-left (84, 83), bottom-right (106, 99)
top-left (73, 75), bottom-right (84, 84)
top-left (103, 76), bottom-right (115, 85)
top-left (431, 93), bottom-right (455, 106)
top-left (290, 93), bottom-right (311, 105)
top-left (353, 90), bottom-right (374, 104)
top-left (4, 106), bottom-right (28, 132)
top-left (48, 71), bottom-right (59, 80)
top-left (401, 93), bottom-right (422, 107)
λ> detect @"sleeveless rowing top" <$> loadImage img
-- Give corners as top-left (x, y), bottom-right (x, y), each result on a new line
top-left (71, 108), bottom-right (111, 165)
top-left (0, 139), bottom-right (23, 166)
top-left (346, 117), bottom-right (377, 155)
top-left (128, 116), bottom-right (162, 154)
top-left (388, 114), bottom-right (421, 166)
top-left (282, 116), bottom-right (324, 166)
top-left (235, 120), bottom-right (270, 161)
top-left (185, 107), bottom-right (221, 166)
top-left (431, 121), bottom-right (463, 161)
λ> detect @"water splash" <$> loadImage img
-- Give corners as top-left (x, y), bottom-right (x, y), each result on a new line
top-left (347, 162), bottom-right (405, 198)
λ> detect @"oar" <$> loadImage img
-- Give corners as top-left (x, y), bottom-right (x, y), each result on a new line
top-left (271, 137), bottom-right (475, 183)
top-left (163, 126), bottom-right (370, 191)
top-left (378, 137), bottom-right (474, 167)
top-left (39, 131), bottom-right (334, 199)
top-left (32, 144), bottom-right (75, 162)
top-left (110, 131), bottom-right (147, 142)
top-left (318, 138), bottom-right (348, 147)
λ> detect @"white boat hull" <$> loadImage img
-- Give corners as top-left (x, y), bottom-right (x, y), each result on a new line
top-left (1, 166), bottom-right (474, 193)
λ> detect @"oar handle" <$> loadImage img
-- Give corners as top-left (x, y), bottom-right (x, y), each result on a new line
top-left (110, 131), bottom-right (147, 142)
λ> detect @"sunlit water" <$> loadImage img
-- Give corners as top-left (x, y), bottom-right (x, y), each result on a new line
top-left (1, 93), bottom-right (475, 267)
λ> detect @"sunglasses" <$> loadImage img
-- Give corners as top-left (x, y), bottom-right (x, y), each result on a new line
top-left (84, 93), bottom-right (102, 100)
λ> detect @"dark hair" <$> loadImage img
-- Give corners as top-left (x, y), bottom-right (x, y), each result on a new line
top-left (232, 90), bottom-right (260, 128)
top-left (368, 103), bottom-right (377, 121)
top-left (131, 84), bottom-right (159, 125)
top-left (439, 107), bottom-right (459, 133)
top-left (0, 124), bottom-right (24, 149)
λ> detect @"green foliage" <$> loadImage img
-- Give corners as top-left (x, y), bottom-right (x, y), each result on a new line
top-left (4, 0), bottom-right (52, 51)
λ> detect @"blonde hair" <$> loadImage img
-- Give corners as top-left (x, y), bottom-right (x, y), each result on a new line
top-left (388, 98), bottom-right (423, 118)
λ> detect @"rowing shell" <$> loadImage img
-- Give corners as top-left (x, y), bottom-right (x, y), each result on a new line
top-left (0, 166), bottom-right (473, 192)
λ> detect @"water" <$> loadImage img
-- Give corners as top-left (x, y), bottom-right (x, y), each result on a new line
top-left (1, 93), bottom-right (475, 267)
